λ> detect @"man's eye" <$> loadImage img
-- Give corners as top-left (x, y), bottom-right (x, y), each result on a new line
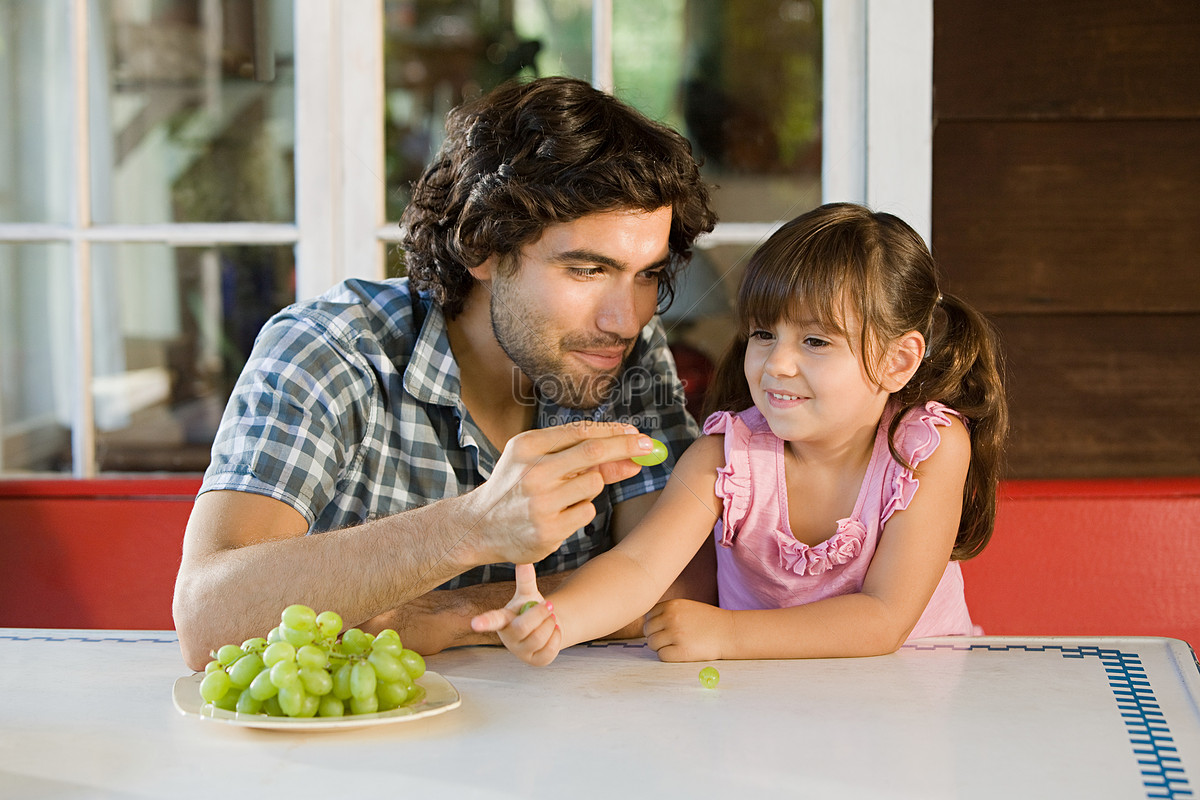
top-left (569, 267), bottom-right (602, 278)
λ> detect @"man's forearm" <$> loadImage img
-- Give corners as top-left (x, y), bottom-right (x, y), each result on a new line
top-left (175, 493), bottom-right (484, 669)
top-left (363, 568), bottom-right (652, 655)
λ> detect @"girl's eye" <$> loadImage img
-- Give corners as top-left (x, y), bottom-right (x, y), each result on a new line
top-left (804, 336), bottom-right (830, 349)
top-left (749, 329), bottom-right (773, 341)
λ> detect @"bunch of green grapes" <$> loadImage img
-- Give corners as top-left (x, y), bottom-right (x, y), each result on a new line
top-left (197, 604), bottom-right (427, 718)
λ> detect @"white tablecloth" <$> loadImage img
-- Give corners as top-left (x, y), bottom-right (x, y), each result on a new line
top-left (1, 629), bottom-right (1197, 799)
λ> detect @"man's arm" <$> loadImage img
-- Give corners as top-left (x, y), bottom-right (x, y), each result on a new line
top-left (173, 421), bottom-right (659, 670)
top-left (359, 489), bottom-right (718, 654)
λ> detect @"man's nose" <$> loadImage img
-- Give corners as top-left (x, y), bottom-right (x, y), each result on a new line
top-left (596, 285), bottom-right (646, 340)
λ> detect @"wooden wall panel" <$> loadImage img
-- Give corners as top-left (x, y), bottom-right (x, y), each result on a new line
top-left (933, 2), bottom-right (1200, 479)
top-left (994, 315), bottom-right (1200, 479)
top-left (933, 120), bottom-right (1200, 313)
top-left (934, 0), bottom-right (1200, 120)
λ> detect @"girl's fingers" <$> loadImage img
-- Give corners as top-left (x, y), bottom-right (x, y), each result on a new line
top-left (511, 563), bottom-right (543, 606)
top-left (470, 608), bottom-right (515, 633)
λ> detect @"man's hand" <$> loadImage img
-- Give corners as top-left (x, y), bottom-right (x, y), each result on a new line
top-left (460, 421), bottom-right (658, 567)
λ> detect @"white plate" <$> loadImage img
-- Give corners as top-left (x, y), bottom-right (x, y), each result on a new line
top-left (172, 670), bottom-right (461, 731)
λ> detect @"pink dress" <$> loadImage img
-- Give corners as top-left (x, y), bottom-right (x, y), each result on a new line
top-left (703, 400), bottom-right (979, 639)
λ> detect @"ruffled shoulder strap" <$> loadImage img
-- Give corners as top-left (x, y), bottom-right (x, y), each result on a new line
top-left (880, 401), bottom-right (965, 524)
top-left (701, 408), bottom-right (765, 546)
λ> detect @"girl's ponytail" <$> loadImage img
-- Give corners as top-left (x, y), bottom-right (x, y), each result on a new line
top-left (893, 291), bottom-right (1008, 559)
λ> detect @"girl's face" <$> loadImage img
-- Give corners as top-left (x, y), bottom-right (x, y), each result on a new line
top-left (743, 306), bottom-right (892, 449)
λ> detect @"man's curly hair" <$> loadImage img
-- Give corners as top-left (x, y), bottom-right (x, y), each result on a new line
top-left (399, 76), bottom-right (717, 319)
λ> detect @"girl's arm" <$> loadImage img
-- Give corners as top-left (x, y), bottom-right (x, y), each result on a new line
top-left (471, 435), bottom-right (725, 665)
top-left (646, 415), bottom-right (973, 661)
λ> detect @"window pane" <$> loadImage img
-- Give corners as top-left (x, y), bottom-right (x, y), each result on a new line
top-left (382, 0), bottom-right (586, 221)
top-left (0, 243), bottom-right (74, 473)
top-left (0, 0), bottom-right (72, 224)
top-left (650, 0), bottom-right (823, 224)
top-left (92, 0), bottom-right (296, 224)
top-left (91, 243), bottom-right (294, 473)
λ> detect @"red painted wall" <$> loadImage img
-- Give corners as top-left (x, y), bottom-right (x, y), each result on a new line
top-left (963, 478), bottom-right (1200, 647)
top-left (0, 479), bottom-right (200, 630)
top-left (2, 477), bottom-right (1198, 647)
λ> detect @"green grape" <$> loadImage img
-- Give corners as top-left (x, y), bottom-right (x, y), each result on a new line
top-left (371, 639), bottom-right (404, 659)
top-left (631, 438), bottom-right (668, 467)
top-left (299, 666), bottom-right (333, 696)
top-left (204, 659), bottom-right (223, 675)
top-left (318, 695), bottom-right (345, 717)
top-left (341, 628), bottom-right (370, 655)
top-left (262, 695), bottom-right (284, 717)
top-left (699, 666), bottom-right (720, 689)
top-left (349, 694), bottom-right (378, 715)
top-left (235, 691), bottom-right (263, 715)
top-left (240, 636), bottom-right (268, 654)
top-left (296, 644), bottom-right (327, 670)
top-left (266, 625), bottom-right (284, 644)
top-left (215, 643), bottom-right (243, 666)
top-left (199, 669), bottom-right (232, 703)
top-left (269, 659), bottom-right (301, 691)
top-left (518, 600), bottom-right (538, 615)
top-left (385, 667), bottom-right (414, 695)
top-left (262, 641), bottom-right (296, 668)
top-left (281, 603), bottom-right (317, 631)
top-left (248, 668), bottom-right (279, 701)
top-left (281, 625), bottom-right (315, 648)
top-left (331, 661), bottom-right (354, 700)
top-left (298, 692), bottom-right (321, 718)
top-left (349, 661), bottom-right (377, 700)
top-left (277, 684), bottom-right (306, 717)
top-left (315, 610), bottom-right (343, 639)
top-left (373, 628), bottom-right (401, 647)
top-left (367, 650), bottom-right (405, 683)
top-left (213, 688), bottom-right (241, 712)
top-left (376, 680), bottom-right (410, 710)
top-left (399, 649), bottom-right (426, 681)
top-left (227, 652), bottom-right (265, 689)
top-left (407, 684), bottom-right (426, 706)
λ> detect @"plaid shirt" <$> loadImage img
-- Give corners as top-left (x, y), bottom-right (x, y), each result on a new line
top-left (201, 278), bottom-right (700, 588)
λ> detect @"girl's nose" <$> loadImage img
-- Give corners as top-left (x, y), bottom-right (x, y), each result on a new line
top-left (763, 343), bottom-right (800, 377)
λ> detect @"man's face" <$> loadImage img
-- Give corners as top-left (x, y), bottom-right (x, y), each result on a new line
top-left (486, 207), bottom-right (673, 409)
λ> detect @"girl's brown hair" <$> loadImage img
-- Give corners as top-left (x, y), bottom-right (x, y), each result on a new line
top-left (704, 203), bottom-right (1008, 559)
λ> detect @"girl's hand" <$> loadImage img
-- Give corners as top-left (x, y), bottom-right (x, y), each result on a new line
top-left (469, 563), bottom-right (562, 666)
top-left (643, 599), bottom-right (733, 662)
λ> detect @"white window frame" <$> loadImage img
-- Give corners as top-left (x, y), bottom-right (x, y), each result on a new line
top-left (0, 0), bottom-right (930, 478)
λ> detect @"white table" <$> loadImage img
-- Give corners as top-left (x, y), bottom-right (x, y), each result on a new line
top-left (1, 629), bottom-right (1198, 799)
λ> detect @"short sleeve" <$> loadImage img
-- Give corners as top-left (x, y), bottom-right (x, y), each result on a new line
top-left (703, 410), bottom-right (753, 547)
top-left (201, 310), bottom-right (374, 524)
top-left (880, 401), bottom-right (964, 524)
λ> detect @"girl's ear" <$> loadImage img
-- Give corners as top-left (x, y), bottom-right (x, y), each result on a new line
top-left (880, 331), bottom-right (926, 393)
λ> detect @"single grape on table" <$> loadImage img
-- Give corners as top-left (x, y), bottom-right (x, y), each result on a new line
top-left (196, 604), bottom-right (428, 719)
top-left (699, 666), bottom-right (720, 689)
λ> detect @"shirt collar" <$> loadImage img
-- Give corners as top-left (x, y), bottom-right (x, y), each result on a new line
top-left (402, 299), bottom-right (463, 408)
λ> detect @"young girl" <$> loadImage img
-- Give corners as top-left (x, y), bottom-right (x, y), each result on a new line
top-left (471, 202), bottom-right (1008, 663)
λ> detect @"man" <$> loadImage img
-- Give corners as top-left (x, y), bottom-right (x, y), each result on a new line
top-left (173, 77), bottom-right (717, 670)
